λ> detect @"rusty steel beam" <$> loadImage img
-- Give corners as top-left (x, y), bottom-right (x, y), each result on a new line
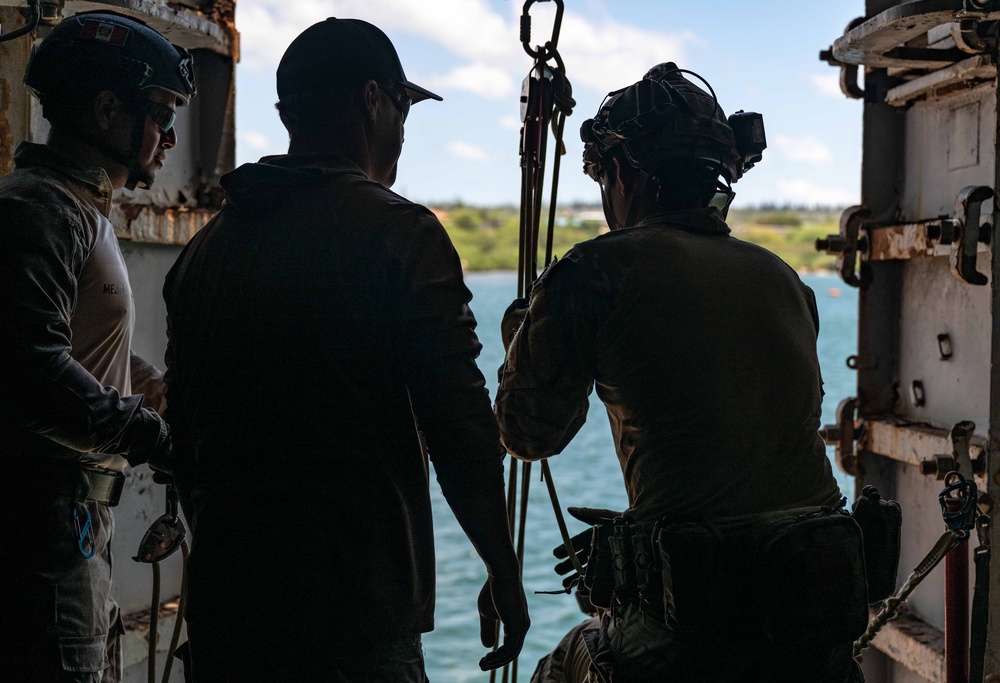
top-left (885, 55), bottom-right (995, 106)
top-left (0, 6), bottom-right (32, 175)
top-left (0, 0), bottom-right (236, 57)
top-left (861, 418), bottom-right (987, 489)
top-left (870, 607), bottom-right (946, 683)
top-left (831, 0), bottom-right (1000, 69)
top-left (111, 203), bottom-right (215, 245)
top-left (863, 223), bottom-right (990, 262)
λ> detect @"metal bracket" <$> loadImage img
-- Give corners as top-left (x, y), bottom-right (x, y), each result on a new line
top-left (819, 17), bottom-right (867, 100)
top-left (950, 185), bottom-right (993, 285)
top-left (818, 397), bottom-right (862, 476)
top-left (0, 0), bottom-right (38, 42)
top-left (920, 420), bottom-right (985, 478)
top-left (816, 205), bottom-right (871, 288)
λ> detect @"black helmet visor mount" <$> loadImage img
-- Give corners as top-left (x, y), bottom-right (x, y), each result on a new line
top-left (580, 63), bottom-right (765, 189)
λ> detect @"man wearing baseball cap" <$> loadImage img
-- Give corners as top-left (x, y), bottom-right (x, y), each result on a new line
top-left (163, 18), bottom-right (529, 680)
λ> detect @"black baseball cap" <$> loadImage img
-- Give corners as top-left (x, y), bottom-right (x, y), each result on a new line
top-left (276, 18), bottom-right (442, 107)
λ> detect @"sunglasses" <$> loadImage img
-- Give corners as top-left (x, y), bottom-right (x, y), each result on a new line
top-left (145, 101), bottom-right (178, 133)
top-left (379, 83), bottom-right (411, 123)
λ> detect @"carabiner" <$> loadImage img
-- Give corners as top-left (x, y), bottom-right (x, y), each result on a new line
top-left (520, 0), bottom-right (565, 60)
top-left (73, 505), bottom-right (97, 559)
top-left (939, 471), bottom-right (979, 533)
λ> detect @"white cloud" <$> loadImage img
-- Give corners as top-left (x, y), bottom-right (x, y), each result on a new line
top-left (771, 134), bottom-right (834, 164)
top-left (809, 73), bottom-right (844, 98)
top-left (776, 179), bottom-right (856, 206)
top-left (242, 130), bottom-right (274, 151)
top-left (235, 0), bottom-right (698, 97)
top-left (498, 114), bottom-right (521, 131)
top-left (446, 141), bottom-right (491, 162)
top-left (425, 63), bottom-right (516, 99)
top-left (236, 0), bottom-right (514, 72)
top-left (557, 16), bottom-right (699, 93)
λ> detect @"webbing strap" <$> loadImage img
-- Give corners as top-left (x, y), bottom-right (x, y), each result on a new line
top-left (970, 534), bottom-right (990, 682)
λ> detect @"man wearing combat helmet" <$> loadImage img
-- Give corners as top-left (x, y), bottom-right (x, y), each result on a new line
top-left (498, 63), bottom-right (868, 682)
top-left (0, 11), bottom-right (194, 681)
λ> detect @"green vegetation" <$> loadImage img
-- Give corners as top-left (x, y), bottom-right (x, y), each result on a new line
top-left (435, 204), bottom-right (841, 273)
top-left (435, 205), bottom-right (606, 271)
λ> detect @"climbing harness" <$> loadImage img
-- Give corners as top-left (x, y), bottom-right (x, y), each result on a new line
top-left (853, 471), bottom-right (983, 659)
top-left (133, 483), bottom-right (189, 683)
top-left (494, 2), bottom-right (579, 682)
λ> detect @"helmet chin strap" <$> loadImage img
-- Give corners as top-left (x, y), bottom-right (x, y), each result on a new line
top-left (65, 109), bottom-right (150, 191)
top-left (599, 168), bottom-right (649, 231)
top-left (622, 172), bottom-right (648, 229)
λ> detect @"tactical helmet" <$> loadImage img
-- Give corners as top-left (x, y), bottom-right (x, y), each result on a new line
top-left (24, 11), bottom-right (197, 108)
top-left (580, 63), bottom-right (764, 189)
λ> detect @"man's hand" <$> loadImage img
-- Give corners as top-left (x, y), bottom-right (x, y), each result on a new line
top-left (552, 507), bottom-right (622, 589)
top-left (501, 298), bottom-right (529, 353)
top-left (477, 573), bottom-right (529, 671)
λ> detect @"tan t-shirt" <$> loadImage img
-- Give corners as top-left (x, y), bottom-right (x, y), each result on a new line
top-left (71, 211), bottom-right (134, 471)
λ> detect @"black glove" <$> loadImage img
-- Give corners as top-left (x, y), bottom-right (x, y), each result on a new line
top-left (147, 435), bottom-right (174, 485)
top-left (552, 506), bottom-right (622, 590)
top-left (126, 410), bottom-right (173, 484)
top-left (501, 298), bottom-right (529, 352)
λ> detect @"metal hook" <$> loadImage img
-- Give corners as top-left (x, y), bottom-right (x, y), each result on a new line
top-left (73, 505), bottom-right (97, 559)
top-left (0, 0), bottom-right (39, 44)
top-left (520, 0), bottom-right (564, 60)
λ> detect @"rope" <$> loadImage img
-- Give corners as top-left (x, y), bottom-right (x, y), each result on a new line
top-left (148, 562), bottom-right (160, 683)
top-left (501, 4), bottom-right (578, 681)
top-left (853, 529), bottom-right (966, 657)
top-left (160, 539), bottom-right (190, 683)
top-left (542, 460), bottom-right (585, 575)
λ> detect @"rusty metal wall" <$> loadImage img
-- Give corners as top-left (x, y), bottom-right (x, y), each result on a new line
top-left (0, 0), bottom-right (236, 677)
top-left (818, 1), bottom-right (1000, 681)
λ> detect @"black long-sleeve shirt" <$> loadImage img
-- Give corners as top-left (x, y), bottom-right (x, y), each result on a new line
top-left (163, 153), bottom-right (505, 637)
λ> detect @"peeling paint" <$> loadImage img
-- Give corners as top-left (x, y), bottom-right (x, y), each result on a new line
top-left (112, 203), bottom-right (216, 245)
top-left (865, 222), bottom-right (989, 262)
top-left (0, 77), bottom-right (12, 174)
top-left (864, 418), bottom-right (986, 463)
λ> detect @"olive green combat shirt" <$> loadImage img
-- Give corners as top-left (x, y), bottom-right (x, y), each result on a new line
top-left (496, 208), bottom-right (842, 522)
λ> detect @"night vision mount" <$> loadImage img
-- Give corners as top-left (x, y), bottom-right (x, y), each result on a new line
top-left (581, 66), bottom-right (766, 186)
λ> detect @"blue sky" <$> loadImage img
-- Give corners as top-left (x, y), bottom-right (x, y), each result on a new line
top-left (234, 0), bottom-right (865, 208)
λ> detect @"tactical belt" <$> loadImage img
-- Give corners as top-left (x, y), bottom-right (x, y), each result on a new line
top-left (1, 459), bottom-right (125, 506)
top-left (583, 506), bottom-right (871, 648)
top-left (79, 468), bottom-right (125, 506)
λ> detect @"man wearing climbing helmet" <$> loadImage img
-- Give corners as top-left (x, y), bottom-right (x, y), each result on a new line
top-left (497, 63), bottom-right (868, 682)
top-left (0, 10), bottom-right (195, 682)
top-left (162, 17), bottom-right (528, 680)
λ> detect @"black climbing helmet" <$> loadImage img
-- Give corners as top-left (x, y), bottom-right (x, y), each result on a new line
top-left (24, 11), bottom-right (197, 109)
top-left (580, 62), bottom-right (765, 187)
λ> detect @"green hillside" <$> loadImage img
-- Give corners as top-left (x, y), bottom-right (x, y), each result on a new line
top-left (434, 204), bottom-right (842, 273)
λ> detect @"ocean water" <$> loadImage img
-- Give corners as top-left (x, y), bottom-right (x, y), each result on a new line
top-left (422, 271), bottom-right (859, 682)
